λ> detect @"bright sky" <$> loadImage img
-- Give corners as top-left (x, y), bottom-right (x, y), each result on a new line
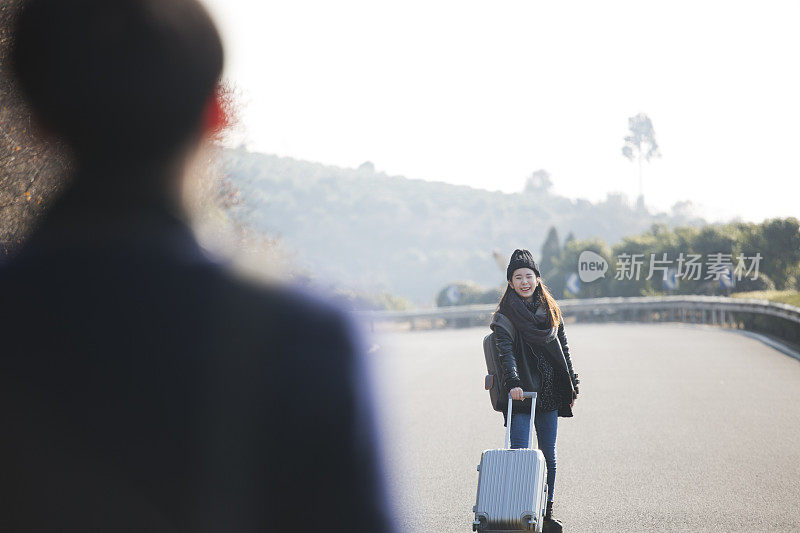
top-left (203, 0), bottom-right (800, 224)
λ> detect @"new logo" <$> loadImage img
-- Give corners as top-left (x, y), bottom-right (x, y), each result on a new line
top-left (578, 251), bottom-right (608, 282)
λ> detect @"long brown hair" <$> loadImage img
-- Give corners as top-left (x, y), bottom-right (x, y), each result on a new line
top-left (495, 277), bottom-right (563, 328)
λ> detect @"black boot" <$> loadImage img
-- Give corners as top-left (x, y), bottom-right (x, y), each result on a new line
top-left (542, 501), bottom-right (563, 532)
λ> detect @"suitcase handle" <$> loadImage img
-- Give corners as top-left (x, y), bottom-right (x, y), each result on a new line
top-left (504, 391), bottom-right (537, 450)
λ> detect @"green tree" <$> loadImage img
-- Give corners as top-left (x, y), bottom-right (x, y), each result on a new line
top-left (744, 217), bottom-right (800, 290)
top-left (556, 237), bottom-right (613, 298)
top-left (539, 226), bottom-right (561, 278)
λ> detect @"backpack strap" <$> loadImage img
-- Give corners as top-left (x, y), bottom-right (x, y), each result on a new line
top-left (490, 311), bottom-right (516, 339)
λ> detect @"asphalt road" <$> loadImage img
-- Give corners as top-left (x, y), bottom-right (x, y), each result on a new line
top-left (361, 322), bottom-right (800, 533)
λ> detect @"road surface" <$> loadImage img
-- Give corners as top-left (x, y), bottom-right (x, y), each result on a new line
top-left (362, 322), bottom-right (800, 532)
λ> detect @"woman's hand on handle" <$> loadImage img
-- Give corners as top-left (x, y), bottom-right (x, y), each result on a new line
top-left (509, 387), bottom-right (524, 401)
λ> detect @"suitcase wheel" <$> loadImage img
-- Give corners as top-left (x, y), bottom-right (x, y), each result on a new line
top-left (472, 513), bottom-right (487, 531)
top-left (521, 513), bottom-right (536, 530)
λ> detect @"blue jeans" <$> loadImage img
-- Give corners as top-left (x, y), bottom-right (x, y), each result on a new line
top-left (510, 409), bottom-right (558, 503)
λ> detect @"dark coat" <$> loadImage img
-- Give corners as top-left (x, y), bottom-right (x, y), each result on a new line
top-left (0, 179), bottom-right (396, 532)
top-left (492, 315), bottom-right (579, 425)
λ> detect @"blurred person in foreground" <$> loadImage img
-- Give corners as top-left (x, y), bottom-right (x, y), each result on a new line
top-left (0, 0), bottom-right (396, 531)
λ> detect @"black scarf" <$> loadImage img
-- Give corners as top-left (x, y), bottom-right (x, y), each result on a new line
top-left (498, 285), bottom-right (558, 346)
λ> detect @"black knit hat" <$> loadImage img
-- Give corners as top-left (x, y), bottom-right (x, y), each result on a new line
top-left (506, 249), bottom-right (540, 281)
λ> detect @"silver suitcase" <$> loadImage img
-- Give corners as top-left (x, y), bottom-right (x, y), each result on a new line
top-left (472, 392), bottom-right (548, 532)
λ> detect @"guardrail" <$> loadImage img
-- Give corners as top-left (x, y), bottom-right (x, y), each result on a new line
top-left (354, 295), bottom-right (800, 331)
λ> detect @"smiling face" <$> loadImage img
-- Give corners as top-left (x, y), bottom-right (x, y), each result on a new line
top-left (509, 267), bottom-right (538, 300)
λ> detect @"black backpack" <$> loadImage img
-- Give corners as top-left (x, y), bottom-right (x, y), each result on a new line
top-left (482, 312), bottom-right (516, 412)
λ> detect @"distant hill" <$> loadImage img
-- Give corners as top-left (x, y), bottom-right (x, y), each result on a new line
top-left (221, 146), bottom-right (708, 306)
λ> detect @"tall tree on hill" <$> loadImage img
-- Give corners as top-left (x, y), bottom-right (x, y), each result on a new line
top-left (621, 113), bottom-right (661, 208)
top-left (524, 169), bottom-right (552, 194)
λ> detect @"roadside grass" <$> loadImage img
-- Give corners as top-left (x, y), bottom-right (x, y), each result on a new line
top-left (730, 290), bottom-right (800, 308)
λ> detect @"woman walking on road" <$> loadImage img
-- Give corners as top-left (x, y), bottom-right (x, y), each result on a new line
top-left (491, 249), bottom-right (580, 532)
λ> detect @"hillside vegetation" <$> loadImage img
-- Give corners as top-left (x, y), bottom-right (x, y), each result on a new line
top-left (222, 146), bottom-right (708, 305)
